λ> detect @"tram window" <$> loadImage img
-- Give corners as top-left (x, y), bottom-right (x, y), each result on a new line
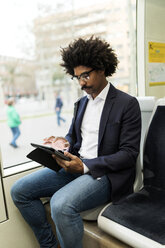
top-left (0, 0), bottom-right (137, 169)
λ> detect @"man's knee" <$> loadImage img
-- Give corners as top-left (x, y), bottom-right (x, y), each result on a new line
top-left (50, 195), bottom-right (63, 218)
top-left (50, 193), bottom-right (73, 222)
top-left (11, 181), bottom-right (21, 203)
top-left (10, 178), bottom-right (28, 204)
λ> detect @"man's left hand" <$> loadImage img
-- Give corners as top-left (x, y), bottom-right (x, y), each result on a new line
top-left (52, 152), bottom-right (84, 174)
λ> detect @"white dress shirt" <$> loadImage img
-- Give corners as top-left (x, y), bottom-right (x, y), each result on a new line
top-left (79, 83), bottom-right (110, 173)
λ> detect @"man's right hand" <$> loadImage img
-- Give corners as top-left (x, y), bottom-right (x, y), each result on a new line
top-left (43, 136), bottom-right (70, 151)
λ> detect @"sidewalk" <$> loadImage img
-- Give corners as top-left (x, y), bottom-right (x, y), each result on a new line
top-left (0, 112), bottom-right (73, 168)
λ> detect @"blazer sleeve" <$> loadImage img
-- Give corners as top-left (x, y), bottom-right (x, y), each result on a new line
top-left (83, 97), bottom-right (141, 179)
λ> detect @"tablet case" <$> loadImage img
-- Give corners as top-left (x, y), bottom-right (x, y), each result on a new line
top-left (30, 143), bottom-right (71, 161)
top-left (27, 148), bottom-right (61, 172)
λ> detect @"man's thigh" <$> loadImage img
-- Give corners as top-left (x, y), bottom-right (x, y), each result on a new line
top-left (13, 167), bottom-right (80, 199)
top-left (51, 174), bottom-right (111, 212)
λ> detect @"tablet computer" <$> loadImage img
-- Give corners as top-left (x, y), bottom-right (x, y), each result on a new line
top-left (30, 143), bottom-right (71, 161)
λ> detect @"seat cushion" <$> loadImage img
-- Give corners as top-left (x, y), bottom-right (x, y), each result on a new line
top-left (102, 186), bottom-right (165, 244)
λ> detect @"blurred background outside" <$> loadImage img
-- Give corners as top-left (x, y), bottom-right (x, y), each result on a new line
top-left (0, 0), bottom-right (137, 168)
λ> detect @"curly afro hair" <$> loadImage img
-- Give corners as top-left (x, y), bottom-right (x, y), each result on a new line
top-left (60, 36), bottom-right (119, 77)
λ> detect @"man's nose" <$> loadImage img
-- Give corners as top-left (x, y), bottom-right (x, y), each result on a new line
top-left (79, 79), bottom-right (86, 87)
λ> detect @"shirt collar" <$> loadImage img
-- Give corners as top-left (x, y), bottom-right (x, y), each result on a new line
top-left (87, 82), bottom-right (110, 101)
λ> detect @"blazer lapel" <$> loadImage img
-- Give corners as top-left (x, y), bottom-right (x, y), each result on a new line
top-left (98, 84), bottom-right (117, 147)
top-left (75, 96), bottom-right (88, 131)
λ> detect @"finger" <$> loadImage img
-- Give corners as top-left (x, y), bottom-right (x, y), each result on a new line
top-left (53, 154), bottom-right (68, 166)
top-left (54, 136), bottom-right (63, 141)
top-left (52, 155), bottom-right (67, 169)
top-left (64, 151), bottom-right (76, 159)
top-left (44, 136), bottom-right (55, 143)
top-left (64, 142), bottom-right (70, 147)
top-left (52, 154), bottom-right (56, 160)
top-left (64, 161), bottom-right (70, 168)
top-left (52, 154), bottom-right (62, 163)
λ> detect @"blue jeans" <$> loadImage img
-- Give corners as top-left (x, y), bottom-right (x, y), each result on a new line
top-left (56, 110), bottom-right (66, 126)
top-left (10, 126), bottom-right (20, 146)
top-left (11, 168), bottom-right (111, 248)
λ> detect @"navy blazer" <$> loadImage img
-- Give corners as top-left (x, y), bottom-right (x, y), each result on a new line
top-left (66, 83), bottom-right (141, 202)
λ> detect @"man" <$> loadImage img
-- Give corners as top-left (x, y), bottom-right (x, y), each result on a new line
top-left (6, 98), bottom-right (21, 148)
top-left (11, 36), bottom-right (141, 248)
top-left (55, 93), bottom-right (66, 126)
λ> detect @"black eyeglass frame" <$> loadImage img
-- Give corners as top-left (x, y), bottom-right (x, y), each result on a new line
top-left (71, 68), bottom-right (95, 82)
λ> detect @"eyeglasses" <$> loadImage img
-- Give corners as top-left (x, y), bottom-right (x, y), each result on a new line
top-left (71, 69), bottom-right (95, 82)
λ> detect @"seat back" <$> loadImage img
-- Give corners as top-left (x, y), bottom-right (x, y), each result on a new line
top-left (143, 102), bottom-right (165, 189)
top-left (133, 96), bottom-right (156, 191)
top-left (136, 96), bottom-right (156, 165)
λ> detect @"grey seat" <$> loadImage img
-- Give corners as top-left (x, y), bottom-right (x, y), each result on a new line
top-left (98, 99), bottom-right (165, 248)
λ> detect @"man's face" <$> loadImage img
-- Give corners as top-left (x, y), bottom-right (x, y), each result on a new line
top-left (73, 66), bottom-right (106, 99)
